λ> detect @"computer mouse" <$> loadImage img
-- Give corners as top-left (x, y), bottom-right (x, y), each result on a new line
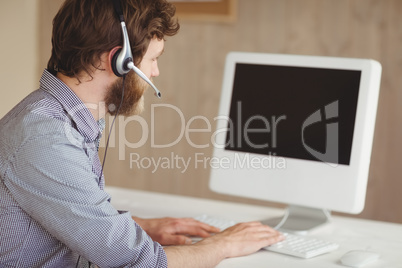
top-left (340, 250), bottom-right (380, 267)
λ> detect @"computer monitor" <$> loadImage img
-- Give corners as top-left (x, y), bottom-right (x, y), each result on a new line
top-left (209, 52), bottom-right (382, 234)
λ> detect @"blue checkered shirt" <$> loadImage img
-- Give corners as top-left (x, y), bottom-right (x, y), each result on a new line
top-left (0, 70), bottom-right (167, 267)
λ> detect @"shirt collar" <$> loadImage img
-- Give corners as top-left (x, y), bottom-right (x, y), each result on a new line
top-left (39, 69), bottom-right (104, 142)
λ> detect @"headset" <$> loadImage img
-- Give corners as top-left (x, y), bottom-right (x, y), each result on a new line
top-left (111, 0), bottom-right (162, 98)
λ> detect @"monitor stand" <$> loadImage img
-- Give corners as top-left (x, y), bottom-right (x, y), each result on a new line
top-left (262, 205), bottom-right (332, 235)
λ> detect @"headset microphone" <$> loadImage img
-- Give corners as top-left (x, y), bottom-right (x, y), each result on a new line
top-left (127, 62), bottom-right (161, 98)
top-left (112, 0), bottom-right (161, 98)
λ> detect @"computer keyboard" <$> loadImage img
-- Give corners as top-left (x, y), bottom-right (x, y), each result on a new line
top-left (264, 232), bottom-right (339, 258)
top-left (193, 214), bottom-right (339, 259)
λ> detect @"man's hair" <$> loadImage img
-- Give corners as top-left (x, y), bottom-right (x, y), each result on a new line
top-left (47, 0), bottom-right (179, 80)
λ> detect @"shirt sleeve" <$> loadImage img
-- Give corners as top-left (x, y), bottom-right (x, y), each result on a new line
top-left (3, 129), bottom-right (167, 267)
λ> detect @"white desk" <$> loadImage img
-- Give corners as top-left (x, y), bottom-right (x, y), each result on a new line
top-left (106, 186), bottom-right (402, 268)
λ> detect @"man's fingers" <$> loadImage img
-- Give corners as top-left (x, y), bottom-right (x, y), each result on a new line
top-left (221, 222), bottom-right (284, 246)
top-left (262, 232), bottom-right (285, 246)
top-left (174, 218), bottom-right (220, 236)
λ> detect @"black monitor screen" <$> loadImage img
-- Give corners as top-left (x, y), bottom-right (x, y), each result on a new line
top-left (225, 63), bottom-right (361, 165)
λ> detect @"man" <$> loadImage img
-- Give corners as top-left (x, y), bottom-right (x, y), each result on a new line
top-left (0, 0), bottom-right (283, 267)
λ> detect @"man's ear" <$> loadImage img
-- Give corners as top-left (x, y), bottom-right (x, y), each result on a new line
top-left (108, 46), bottom-right (122, 76)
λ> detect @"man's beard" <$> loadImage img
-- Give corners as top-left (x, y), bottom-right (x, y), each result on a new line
top-left (105, 71), bottom-right (146, 116)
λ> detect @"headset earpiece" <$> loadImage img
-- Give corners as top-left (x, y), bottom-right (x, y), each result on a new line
top-left (111, 48), bottom-right (123, 77)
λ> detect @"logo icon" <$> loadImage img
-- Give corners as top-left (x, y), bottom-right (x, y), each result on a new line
top-left (302, 100), bottom-right (339, 166)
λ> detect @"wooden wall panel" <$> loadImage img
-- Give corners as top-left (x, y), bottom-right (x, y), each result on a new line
top-left (39, 0), bottom-right (402, 223)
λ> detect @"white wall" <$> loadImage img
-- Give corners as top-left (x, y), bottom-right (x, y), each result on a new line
top-left (0, 0), bottom-right (39, 117)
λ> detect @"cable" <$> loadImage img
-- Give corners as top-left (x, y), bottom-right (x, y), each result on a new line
top-left (100, 75), bottom-right (126, 182)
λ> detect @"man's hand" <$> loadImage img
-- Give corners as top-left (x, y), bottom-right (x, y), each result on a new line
top-left (133, 216), bottom-right (220, 245)
top-left (197, 221), bottom-right (284, 258)
top-left (164, 221), bottom-right (284, 268)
